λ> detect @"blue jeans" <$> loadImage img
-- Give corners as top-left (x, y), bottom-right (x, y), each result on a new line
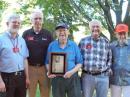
top-left (82, 73), bottom-right (109, 97)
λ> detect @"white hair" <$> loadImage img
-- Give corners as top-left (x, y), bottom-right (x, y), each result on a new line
top-left (89, 19), bottom-right (102, 29)
top-left (30, 9), bottom-right (43, 20)
top-left (6, 13), bottom-right (21, 23)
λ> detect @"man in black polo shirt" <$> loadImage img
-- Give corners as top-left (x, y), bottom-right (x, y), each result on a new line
top-left (22, 9), bottom-right (53, 97)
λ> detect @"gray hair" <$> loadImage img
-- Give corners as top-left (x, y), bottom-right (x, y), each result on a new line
top-left (30, 9), bottom-right (43, 20)
top-left (6, 13), bottom-right (21, 23)
top-left (89, 19), bottom-right (102, 29)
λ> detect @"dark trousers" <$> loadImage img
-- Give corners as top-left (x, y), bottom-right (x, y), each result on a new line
top-left (51, 73), bottom-right (82, 97)
top-left (0, 71), bottom-right (26, 97)
top-left (0, 92), bottom-right (6, 97)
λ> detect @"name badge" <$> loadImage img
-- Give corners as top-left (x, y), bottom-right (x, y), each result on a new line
top-left (13, 47), bottom-right (19, 53)
top-left (27, 36), bottom-right (34, 40)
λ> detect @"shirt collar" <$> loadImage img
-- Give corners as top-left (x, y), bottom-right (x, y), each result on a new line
top-left (115, 41), bottom-right (128, 47)
top-left (56, 39), bottom-right (71, 48)
top-left (32, 27), bottom-right (42, 35)
top-left (90, 35), bottom-right (101, 42)
top-left (5, 31), bottom-right (19, 39)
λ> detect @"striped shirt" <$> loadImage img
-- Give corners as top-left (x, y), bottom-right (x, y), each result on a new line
top-left (79, 36), bottom-right (112, 72)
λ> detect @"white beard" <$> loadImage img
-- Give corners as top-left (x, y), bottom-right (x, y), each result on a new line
top-left (10, 28), bottom-right (19, 34)
top-left (118, 39), bottom-right (127, 46)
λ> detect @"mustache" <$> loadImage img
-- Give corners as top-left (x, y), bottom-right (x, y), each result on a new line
top-left (119, 39), bottom-right (127, 44)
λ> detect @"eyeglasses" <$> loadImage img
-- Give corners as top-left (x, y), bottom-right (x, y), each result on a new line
top-left (34, 17), bottom-right (42, 20)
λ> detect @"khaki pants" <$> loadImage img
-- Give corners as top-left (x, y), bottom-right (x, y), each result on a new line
top-left (28, 65), bottom-right (50, 97)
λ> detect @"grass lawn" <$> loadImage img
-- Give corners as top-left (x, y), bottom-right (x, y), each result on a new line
top-left (31, 85), bottom-right (111, 97)
top-left (35, 85), bottom-right (53, 97)
top-left (26, 85), bottom-right (53, 97)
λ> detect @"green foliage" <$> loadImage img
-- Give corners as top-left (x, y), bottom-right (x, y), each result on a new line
top-left (0, 0), bottom-right (8, 21)
top-left (0, 0), bottom-right (130, 41)
top-left (0, 0), bottom-right (8, 10)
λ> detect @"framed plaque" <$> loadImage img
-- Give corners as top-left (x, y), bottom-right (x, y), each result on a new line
top-left (49, 52), bottom-right (67, 76)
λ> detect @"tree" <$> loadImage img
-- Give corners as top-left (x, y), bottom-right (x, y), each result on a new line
top-left (0, 0), bottom-right (129, 40)
top-left (0, 0), bottom-right (8, 29)
top-left (97, 0), bottom-right (130, 40)
top-left (66, 0), bottom-right (130, 40)
top-left (0, 0), bottom-right (8, 18)
top-left (33, 0), bottom-right (130, 40)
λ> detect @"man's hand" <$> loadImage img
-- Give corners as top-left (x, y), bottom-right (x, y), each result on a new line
top-left (63, 70), bottom-right (74, 78)
top-left (108, 69), bottom-right (113, 76)
top-left (64, 63), bottom-right (82, 78)
top-left (47, 72), bottom-right (56, 78)
top-left (0, 81), bottom-right (6, 92)
top-left (26, 77), bottom-right (30, 89)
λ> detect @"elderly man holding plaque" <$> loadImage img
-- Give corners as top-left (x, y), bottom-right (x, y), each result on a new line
top-left (46, 23), bottom-right (83, 97)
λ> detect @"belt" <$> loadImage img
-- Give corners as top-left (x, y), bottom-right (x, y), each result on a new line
top-left (82, 69), bottom-right (108, 76)
top-left (29, 63), bottom-right (43, 67)
top-left (1, 70), bottom-right (24, 76)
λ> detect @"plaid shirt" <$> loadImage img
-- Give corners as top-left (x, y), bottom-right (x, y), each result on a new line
top-left (79, 36), bottom-right (112, 72)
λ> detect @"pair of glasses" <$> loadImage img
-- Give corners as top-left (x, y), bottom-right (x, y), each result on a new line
top-left (34, 17), bottom-right (42, 20)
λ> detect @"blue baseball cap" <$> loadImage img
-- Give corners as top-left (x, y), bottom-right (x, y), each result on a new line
top-left (55, 23), bottom-right (69, 30)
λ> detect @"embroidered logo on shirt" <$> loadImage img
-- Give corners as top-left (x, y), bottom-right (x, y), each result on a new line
top-left (13, 47), bottom-right (19, 53)
top-left (27, 36), bottom-right (34, 40)
top-left (42, 38), bottom-right (47, 40)
top-left (86, 43), bottom-right (92, 49)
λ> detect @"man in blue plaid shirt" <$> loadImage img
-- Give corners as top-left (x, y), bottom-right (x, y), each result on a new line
top-left (110, 24), bottom-right (130, 97)
top-left (79, 19), bottom-right (112, 97)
